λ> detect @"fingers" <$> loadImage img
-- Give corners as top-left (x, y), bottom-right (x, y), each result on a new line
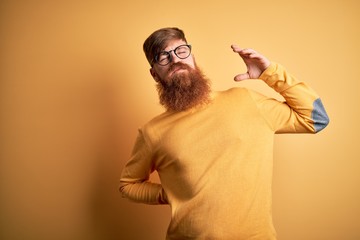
top-left (231, 45), bottom-right (254, 54)
top-left (234, 73), bottom-right (250, 82)
top-left (231, 45), bottom-right (261, 59)
top-left (232, 45), bottom-right (253, 82)
top-left (231, 44), bottom-right (241, 52)
top-left (231, 44), bottom-right (271, 81)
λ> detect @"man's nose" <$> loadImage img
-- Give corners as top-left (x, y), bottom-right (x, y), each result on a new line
top-left (170, 51), bottom-right (181, 63)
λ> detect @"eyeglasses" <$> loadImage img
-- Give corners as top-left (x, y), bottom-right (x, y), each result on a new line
top-left (153, 44), bottom-right (192, 66)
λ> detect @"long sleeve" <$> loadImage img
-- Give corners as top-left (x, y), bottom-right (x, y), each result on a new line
top-left (251, 62), bottom-right (329, 133)
top-left (119, 129), bottom-right (168, 204)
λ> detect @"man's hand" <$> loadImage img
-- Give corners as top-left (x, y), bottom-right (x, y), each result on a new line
top-left (231, 45), bottom-right (270, 81)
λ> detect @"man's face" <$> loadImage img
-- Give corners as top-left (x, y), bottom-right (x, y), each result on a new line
top-left (150, 39), bottom-right (195, 82)
top-left (148, 39), bottom-right (211, 112)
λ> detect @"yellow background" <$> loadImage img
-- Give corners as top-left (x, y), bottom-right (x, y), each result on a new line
top-left (1, 0), bottom-right (359, 239)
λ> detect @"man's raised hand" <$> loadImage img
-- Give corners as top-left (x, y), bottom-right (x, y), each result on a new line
top-left (231, 45), bottom-right (270, 81)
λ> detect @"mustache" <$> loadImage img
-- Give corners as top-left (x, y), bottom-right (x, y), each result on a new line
top-left (167, 62), bottom-right (192, 74)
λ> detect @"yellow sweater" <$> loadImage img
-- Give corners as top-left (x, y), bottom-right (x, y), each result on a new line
top-left (119, 63), bottom-right (329, 239)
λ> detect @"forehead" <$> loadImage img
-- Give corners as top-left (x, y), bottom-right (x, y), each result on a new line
top-left (163, 39), bottom-right (187, 51)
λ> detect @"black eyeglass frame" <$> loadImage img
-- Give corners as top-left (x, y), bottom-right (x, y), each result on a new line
top-left (152, 44), bottom-right (192, 66)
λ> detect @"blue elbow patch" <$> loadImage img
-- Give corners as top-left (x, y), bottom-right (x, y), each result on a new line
top-left (312, 98), bottom-right (329, 132)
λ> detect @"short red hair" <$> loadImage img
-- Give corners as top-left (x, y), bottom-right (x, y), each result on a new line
top-left (143, 27), bottom-right (188, 66)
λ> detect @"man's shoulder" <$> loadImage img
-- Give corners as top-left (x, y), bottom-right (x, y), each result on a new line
top-left (137, 113), bottom-right (166, 144)
top-left (214, 87), bottom-right (252, 100)
top-left (142, 110), bottom-right (177, 132)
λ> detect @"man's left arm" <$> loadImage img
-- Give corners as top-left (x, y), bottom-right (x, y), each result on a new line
top-left (231, 45), bottom-right (329, 133)
top-left (257, 62), bottom-right (329, 133)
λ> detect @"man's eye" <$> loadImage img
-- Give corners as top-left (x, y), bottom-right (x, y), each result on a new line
top-left (158, 53), bottom-right (169, 61)
top-left (176, 46), bottom-right (190, 57)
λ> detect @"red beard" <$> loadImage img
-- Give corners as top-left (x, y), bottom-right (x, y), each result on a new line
top-left (156, 62), bottom-right (211, 112)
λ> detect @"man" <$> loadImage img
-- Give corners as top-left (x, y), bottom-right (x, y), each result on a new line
top-left (119, 27), bottom-right (329, 239)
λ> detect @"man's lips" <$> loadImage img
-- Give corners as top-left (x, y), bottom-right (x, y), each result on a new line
top-left (170, 66), bottom-right (187, 76)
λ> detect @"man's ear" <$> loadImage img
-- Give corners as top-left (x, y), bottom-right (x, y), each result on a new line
top-left (150, 68), bottom-right (159, 82)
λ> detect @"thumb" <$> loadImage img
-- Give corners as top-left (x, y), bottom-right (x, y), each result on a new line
top-left (234, 72), bottom-right (250, 82)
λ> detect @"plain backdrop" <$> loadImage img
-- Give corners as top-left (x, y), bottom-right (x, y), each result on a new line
top-left (1, 0), bottom-right (359, 239)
